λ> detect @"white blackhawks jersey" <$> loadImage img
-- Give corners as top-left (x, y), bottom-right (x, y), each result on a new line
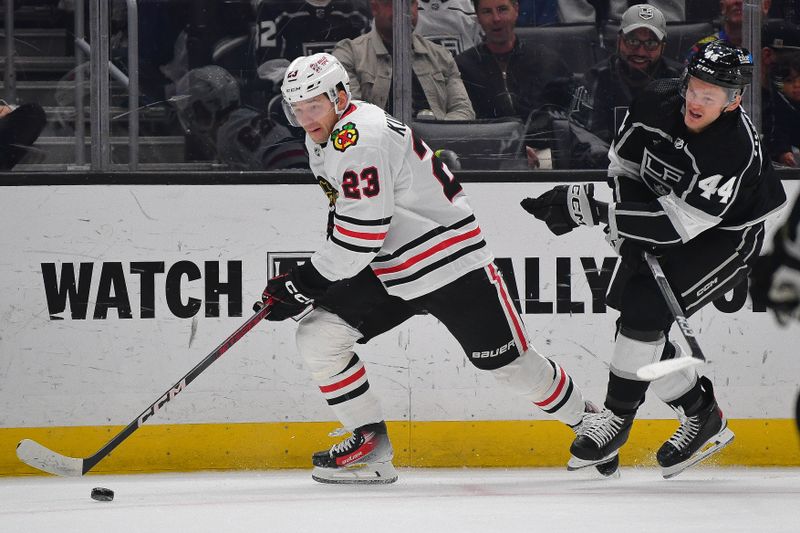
top-left (307, 100), bottom-right (493, 300)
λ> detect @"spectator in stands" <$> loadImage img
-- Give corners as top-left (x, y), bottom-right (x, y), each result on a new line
top-left (174, 65), bottom-right (308, 170)
top-left (687, 0), bottom-right (772, 59)
top-left (558, 1), bottom-right (686, 24)
top-left (0, 101), bottom-right (47, 170)
top-left (456, 0), bottom-right (575, 167)
top-left (253, 0), bottom-right (369, 64)
top-left (578, 4), bottom-right (682, 150)
top-left (332, 0), bottom-right (475, 119)
top-left (761, 21), bottom-right (800, 167)
top-left (416, 0), bottom-right (482, 55)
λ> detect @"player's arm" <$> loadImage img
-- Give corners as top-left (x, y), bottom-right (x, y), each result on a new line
top-left (440, 49), bottom-right (476, 120)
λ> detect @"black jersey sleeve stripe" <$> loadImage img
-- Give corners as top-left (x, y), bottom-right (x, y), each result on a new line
top-left (334, 212), bottom-right (393, 226)
top-left (326, 381), bottom-right (370, 406)
top-left (331, 235), bottom-right (383, 254)
top-left (382, 240), bottom-right (487, 287)
top-left (371, 215), bottom-right (477, 263)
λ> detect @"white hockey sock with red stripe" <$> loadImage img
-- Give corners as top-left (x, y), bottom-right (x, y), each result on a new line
top-left (315, 353), bottom-right (384, 429)
top-left (493, 349), bottom-right (585, 427)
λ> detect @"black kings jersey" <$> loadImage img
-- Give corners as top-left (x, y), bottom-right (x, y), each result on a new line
top-left (606, 78), bottom-right (786, 247)
top-left (307, 101), bottom-right (493, 300)
top-left (254, 0), bottom-right (368, 64)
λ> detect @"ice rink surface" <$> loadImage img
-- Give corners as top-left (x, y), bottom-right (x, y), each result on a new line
top-left (2, 467), bottom-right (799, 533)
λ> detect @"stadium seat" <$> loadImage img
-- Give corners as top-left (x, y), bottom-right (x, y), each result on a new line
top-left (410, 118), bottom-right (527, 170)
top-left (515, 24), bottom-right (606, 75)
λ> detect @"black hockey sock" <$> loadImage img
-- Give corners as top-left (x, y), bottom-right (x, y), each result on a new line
top-left (666, 376), bottom-right (708, 416)
top-left (605, 372), bottom-right (649, 415)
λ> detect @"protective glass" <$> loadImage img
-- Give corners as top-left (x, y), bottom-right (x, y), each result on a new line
top-left (622, 37), bottom-right (662, 51)
top-left (282, 95), bottom-right (335, 128)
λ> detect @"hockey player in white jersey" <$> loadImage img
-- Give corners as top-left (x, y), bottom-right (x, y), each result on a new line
top-left (255, 52), bottom-right (616, 483)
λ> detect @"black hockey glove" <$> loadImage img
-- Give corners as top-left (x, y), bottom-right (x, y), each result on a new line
top-left (749, 227), bottom-right (800, 326)
top-left (254, 261), bottom-right (332, 322)
top-left (521, 184), bottom-right (602, 236)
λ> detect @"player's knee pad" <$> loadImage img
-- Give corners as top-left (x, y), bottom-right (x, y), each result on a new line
top-left (650, 342), bottom-right (699, 402)
top-left (296, 308), bottom-right (362, 380)
top-left (492, 348), bottom-right (556, 397)
top-left (617, 275), bottom-right (673, 332)
top-left (610, 328), bottom-right (666, 381)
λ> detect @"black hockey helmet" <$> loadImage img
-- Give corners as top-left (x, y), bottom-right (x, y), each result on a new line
top-left (686, 40), bottom-right (754, 90)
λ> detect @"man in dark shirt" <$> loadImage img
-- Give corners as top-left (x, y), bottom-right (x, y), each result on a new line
top-left (578, 4), bottom-right (682, 148)
top-left (455, 0), bottom-right (570, 121)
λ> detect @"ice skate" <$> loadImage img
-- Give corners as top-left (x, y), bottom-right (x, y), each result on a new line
top-left (311, 421), bottom-right (398, 484)
top-left (568, 409), bottom-right (634, 472)
top-left (657, 391), bottom-right (734, 479)
top-left (570, 402), bottom-right (620, 478)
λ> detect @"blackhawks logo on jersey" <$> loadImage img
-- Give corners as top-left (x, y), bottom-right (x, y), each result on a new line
top-left (331, 122), bottom-right (359, 152)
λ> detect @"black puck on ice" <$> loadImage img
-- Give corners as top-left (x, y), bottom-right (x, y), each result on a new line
top-left (90, 487), bottom-right (114, 502)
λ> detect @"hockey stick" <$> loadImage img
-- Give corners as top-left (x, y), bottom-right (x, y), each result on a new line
top-left (16, 302), bottom-right (272, 476)
top-left (636, 253), bottom-right (706, 381)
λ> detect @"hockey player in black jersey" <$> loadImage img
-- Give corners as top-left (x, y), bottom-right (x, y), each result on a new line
top-left (521, 40), bottom-right (787, 478)
top-left (749, 183), bottom-right (800, 434)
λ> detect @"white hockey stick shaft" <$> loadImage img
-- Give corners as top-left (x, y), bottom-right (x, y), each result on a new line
top-left (636, 252), bottom-right (707, 381)
top-left (16, 303), bottom-right (271, 476)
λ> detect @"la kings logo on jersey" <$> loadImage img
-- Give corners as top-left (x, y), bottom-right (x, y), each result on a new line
top-left (641, 148), bottom-right (685, 195)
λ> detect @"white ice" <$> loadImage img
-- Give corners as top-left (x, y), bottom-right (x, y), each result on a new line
top-left (2, 467), bottom-right (799, 533)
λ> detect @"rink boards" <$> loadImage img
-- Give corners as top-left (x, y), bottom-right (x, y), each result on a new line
top-left (1, 180), bottom-right (798, 474)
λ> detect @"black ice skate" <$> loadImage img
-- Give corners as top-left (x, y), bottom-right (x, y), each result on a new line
top-left (657, 381), bottom-right (735, 479)
top-left (570, 402), bottom-right (620, 478)
top-left (568, 409), bottom-right (634, 471)
top-left (311, 421), bottom-right (398, 484)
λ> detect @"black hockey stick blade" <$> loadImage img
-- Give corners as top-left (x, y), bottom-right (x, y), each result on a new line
top-left (16, 303), bottom-right (272, 476)
top-left (636, 253), bottom-right (707, 381)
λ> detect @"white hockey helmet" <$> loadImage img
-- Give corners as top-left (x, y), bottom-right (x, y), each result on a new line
top-left (281, 52), bottom-right (351, 127)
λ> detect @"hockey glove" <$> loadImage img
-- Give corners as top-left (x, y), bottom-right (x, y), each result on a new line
top-left (749, 227), bottom-right (800, 326)
top-left (254, 261), bottom-right (332, 322)
top-left (521, 184), bottom-right (601, 236)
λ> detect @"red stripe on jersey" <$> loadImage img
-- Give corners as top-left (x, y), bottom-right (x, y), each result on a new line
top-left (487, 263), bottom-right (529, 352)
top-left (372, 227), bottom-right (482, 276)
top-left (335, 225), bottom-right (388, 240)
top-left (340, 103), bottom-right (357, 119)
top-left (534, 365), bottom-right (566, 407)
top-left (319, 366), bottom-right (366, 393)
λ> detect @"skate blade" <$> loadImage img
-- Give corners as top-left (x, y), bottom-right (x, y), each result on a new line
top-left (567, 451), bottom-right (619, 472)
top-left (311, 462), bottom-right (398, 485)
top-left (661, 427), bottom-right (735, 479)
top-left (636, 356), bottom-right (705, 381)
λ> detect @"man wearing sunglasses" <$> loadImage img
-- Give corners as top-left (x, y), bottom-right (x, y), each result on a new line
top-left (576, 4), bottom-right (682, 165)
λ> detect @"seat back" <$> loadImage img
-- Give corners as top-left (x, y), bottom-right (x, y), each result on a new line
top-left (515, 24), bottom-right (606, 75)
top-left (410, 118), bottom-right (527, 170)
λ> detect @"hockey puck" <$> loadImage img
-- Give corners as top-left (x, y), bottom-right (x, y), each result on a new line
top-left (90, 487), bottom-right (114, 502)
